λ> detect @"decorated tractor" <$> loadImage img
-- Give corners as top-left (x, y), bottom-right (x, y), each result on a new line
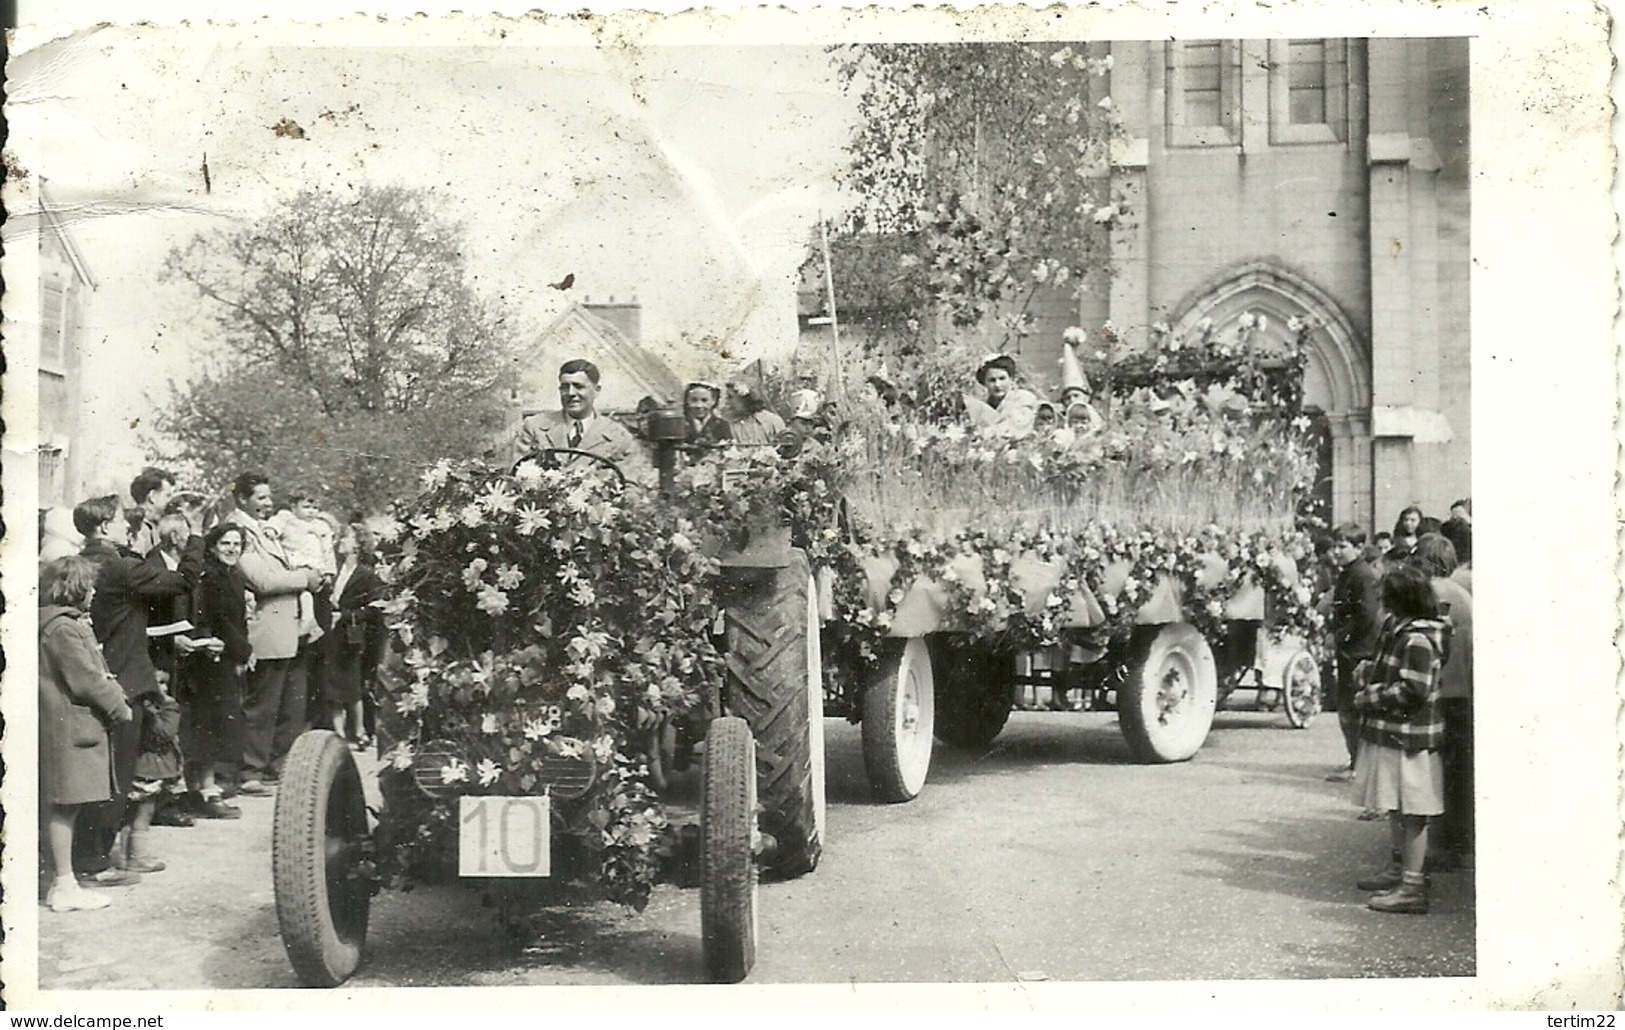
top-left (271, 440), bottom-right (824, 987)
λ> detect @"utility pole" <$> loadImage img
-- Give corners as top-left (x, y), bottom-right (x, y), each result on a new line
top-left (818, 215), bottom-right (847, 405)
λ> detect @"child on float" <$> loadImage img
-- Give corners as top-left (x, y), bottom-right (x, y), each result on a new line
top-left (1349, 561), bottom-right (1452, 914)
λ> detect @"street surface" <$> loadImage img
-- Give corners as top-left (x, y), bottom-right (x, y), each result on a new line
top-left (36, 706), bottom-right (1473, 989)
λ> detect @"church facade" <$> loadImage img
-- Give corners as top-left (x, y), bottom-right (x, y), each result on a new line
top-left (1038, 37), bottom-right (1470, 532)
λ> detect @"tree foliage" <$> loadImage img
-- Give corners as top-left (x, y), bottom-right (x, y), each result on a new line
top-left (827, 43), bottom-right (1123, 342)
top-left (154, 363), bottom-right (510, 516)
top-left (158, 186), bottom-right (519, 513)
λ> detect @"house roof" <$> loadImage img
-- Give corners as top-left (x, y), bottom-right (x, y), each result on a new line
top-left (38, 180), bottom-right (98, 290)
top-left (513, 302), bottom-right (683, 414)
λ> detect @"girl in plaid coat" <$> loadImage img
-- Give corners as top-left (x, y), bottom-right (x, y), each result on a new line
top-left (1350, 562), bottom-right (1452, 914)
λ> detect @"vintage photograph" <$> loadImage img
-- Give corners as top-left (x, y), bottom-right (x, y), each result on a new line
top-left (1, 2), bottom-right (1616, 1011)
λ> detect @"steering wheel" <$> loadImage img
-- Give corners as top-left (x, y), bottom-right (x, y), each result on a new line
top-left (512, 448), bottom-right (628, 488)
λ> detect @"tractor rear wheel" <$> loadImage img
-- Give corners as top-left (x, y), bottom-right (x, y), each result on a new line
top-left (721, 552), bottom-right (824, 878)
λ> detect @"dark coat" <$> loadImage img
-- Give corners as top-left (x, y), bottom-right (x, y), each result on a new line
top-left (685, 415), bottom-right (733, 448)
top-left (142, 540), bottom-right (204, 683)
top-left (184, 557), bottom-right (252, 765)
top-left (193, 558), bottom-right (254, 667)
top-left (321, 561), bottom-right (388, 706)
top-left (81, 539), bottom-right (190, 700)
top-left (39, 605), bottom-right (131, 805)
top-left (1331, 556), bottom-right (1383, 661)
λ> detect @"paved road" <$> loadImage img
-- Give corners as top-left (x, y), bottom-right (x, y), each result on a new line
top-left (36, 707), bottom-right (1473, 990)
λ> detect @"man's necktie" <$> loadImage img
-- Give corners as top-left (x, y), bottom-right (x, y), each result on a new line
top-left (568, 420), bottom-right (583, 449)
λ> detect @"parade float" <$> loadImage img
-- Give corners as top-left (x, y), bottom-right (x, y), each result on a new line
top-left (783, 318), bottom-right (1329, 802)
top-left (266, 315), bottom-right (1326, 988)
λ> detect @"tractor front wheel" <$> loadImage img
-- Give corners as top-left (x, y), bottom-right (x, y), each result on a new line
top-left (700, 717), bottom-right (758, 984)
top-left (272, 730), bottom-right (372, 987)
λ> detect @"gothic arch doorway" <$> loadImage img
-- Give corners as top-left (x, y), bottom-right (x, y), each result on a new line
top-left (1168, 260), bottom-right (1373, 527)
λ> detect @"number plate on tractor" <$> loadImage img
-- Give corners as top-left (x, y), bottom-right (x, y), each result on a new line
top-left (458, 796), bottom-right (551, 877)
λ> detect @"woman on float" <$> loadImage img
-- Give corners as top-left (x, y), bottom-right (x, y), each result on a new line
top-left (968, 354), bottom-right (1039, 438)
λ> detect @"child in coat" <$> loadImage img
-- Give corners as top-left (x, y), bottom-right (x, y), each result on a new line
top-left (1349, 562), bottom-right (1452, 914)
top-left (39, 556), bottom-right (133, 912)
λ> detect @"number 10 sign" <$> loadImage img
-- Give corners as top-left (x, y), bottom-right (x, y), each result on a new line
top-left (458, 795), bottom-right (551, 877)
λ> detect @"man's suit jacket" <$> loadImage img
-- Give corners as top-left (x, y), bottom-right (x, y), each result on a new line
top-left (80, 539), bottom-right (190, 699)
top-left (225, 509), bottom-right (310, 661)
top-left (513, 411), bottom-right (653, 484)
top-left (142, 543), bottom-right (203, 681)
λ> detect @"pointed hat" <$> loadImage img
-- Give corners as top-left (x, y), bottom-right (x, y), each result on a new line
top-left (1060, 341), bottom-right (1091, 394)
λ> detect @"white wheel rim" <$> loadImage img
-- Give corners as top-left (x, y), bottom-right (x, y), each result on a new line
top-left (747, 734), bottom-right (759, 947)
top-left (1141, 629), bottom-right (1216, 758)
top-left (894, 638), bottom-right (934, 794)
top-left (806, 577), bottom-right (826, 843)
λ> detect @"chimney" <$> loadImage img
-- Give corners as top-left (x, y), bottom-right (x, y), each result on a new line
top-left (585, 294), bottom-right (641, 345)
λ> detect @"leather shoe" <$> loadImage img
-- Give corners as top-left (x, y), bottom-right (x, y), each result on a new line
top-left (78, 868), bottom-right (141, 887)
top-left (1367, 883), bottom-right (1429, 914)
top-left (237, 779), bottom-right (272, 796)
top-left (195, 797), bottom-right (242, 820)
top-left (152, 805), bottom-right (196, 828)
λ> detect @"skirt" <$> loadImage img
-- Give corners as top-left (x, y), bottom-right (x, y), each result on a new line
top-left (1351, 739), bottom-right (1445, 817)
top-left (319, 626), bottom-right (371, 708)
top-left (182, 658), bottom-right (246, 767)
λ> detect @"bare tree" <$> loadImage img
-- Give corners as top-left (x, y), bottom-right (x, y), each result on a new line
top-left (158, 186), bottom-right (520, 510)
top-left (165, 185), bottom-right (514, 418)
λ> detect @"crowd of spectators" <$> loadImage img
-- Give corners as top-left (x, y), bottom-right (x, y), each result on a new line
top-left (37, 465), bottom-right (387, 913)
top-left (1320, 500), bottom-right (1474, 916)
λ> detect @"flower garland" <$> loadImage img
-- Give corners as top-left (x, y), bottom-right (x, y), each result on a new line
top-left (370, 458), bottom-right (722, 909)
top-left (672, 431), bottom-right (1324, 718)
top-left (811, 518), bottom-right (1323, 714)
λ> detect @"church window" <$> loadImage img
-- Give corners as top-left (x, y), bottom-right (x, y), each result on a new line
top-left (1270, 38), bottom-right (1349, 144)
top-left (1166, 41), bottom-right (1242, 147)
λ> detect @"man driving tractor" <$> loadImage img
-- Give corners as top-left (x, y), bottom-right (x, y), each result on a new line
top-left (511, 358), bottom-right (654, 483)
